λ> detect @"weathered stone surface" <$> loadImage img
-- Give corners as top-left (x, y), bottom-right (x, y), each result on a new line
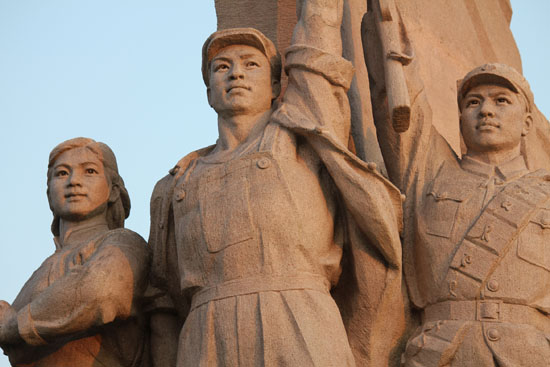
top-left (373, 56), bottom-right (550, 365)
top-left (215, 0), bottom-right (530, 158)
top-left (148, 1), bottom-right (404, 366)
top-left (0, 138), bottom-right (149, 367)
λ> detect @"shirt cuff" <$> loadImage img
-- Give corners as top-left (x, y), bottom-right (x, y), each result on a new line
top-left (284, 45), bottom-right (355, 90)
top-left (17, 305), bottom-right (47, 346)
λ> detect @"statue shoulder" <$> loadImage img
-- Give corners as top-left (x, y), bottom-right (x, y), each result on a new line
top-left (101, 228), bottom-right (147, 247)
top-left (98, 228), bottom-right (149, 260)
top-left (151, 145), bottom-right (216, 203)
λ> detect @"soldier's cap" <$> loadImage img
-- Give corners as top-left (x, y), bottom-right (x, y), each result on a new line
top-left (201, 28), bottom-right (282, 87)
top-left (458, 63), bottom-right (534, 112)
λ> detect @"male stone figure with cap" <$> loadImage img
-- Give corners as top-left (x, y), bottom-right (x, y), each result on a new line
top-left (147, 0), bottom-right (404, 366)
top-left (371, 60), bottom-right (550, 366)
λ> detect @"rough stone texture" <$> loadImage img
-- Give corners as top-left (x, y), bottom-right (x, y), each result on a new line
top-left (214, 1), bottom-right (550, 366)
top-left (370, 45), bottom-right (550, 367)
top-left (215, 0), bottom-right (537, 161)
top-left (216, 0), bottom-right (384, 171)
top-left (148, 1), bottom-right (404, 366)
top-left (0, 138), bottom-right (149, 367)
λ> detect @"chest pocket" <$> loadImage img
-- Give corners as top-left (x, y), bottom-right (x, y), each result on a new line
top-left (517, 208), bottom-right (550, 271)
top-left (424, 187), bottom-right (463, 239)
top-left (199, 171), bottom-right (255, 253)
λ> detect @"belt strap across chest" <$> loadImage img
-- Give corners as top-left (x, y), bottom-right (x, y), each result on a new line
top-left (445, 173), bottom-right (550, 294)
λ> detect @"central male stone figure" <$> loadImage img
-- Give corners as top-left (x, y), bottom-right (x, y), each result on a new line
top-left (148, 0), bottom-right (403, 365)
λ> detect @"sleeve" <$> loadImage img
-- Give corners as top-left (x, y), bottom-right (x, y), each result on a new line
top-left (16, 230), bottom-right (149, 345)
top-left (147, 147), bottom-right (214, 319)
top-left (148, 174), bottom-right (180, 315)
top-left (271, 34), bottom-right (405, 367)
top-left (273, 44), bottom-right (403, 268)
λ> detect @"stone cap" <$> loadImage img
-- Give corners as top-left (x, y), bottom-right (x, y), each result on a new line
top-left (458, 63), bottom-right (534, 112)
top-left (201, 27), bottom-right (282, 86)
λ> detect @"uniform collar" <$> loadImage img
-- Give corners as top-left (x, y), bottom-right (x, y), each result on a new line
top-left (461, 154), bottom-right (528, 181)
top-left (54, 223), bottom-right (109, 250)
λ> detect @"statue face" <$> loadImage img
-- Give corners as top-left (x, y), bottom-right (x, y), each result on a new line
top-left (207, 44), bottom-right (275, 116)
top-left (460, 84), bottom-right (530, 154)
top-left (49, 147), bottom-right (110, 221)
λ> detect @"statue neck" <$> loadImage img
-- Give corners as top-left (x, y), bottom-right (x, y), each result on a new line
top-left (58, 214), bottom-right (109, 248)
top-left (215, 109), bottom-right (272, 154)
top-left (466, 145), bottom-right (521, 166)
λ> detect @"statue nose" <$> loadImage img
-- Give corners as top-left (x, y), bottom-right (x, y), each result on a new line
top-left (229, 64), bottom-right (244, 79)
top-left (479, 102), bottom-right (495, 117)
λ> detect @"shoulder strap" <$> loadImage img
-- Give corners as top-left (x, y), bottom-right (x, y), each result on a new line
top-left (258, 122), bottom-right (280, 153)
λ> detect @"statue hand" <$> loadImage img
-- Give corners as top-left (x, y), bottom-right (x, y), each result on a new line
top-left (0, 301), bottom-right (18, 345)
top-left (297, 0), bottom-right (343, 28)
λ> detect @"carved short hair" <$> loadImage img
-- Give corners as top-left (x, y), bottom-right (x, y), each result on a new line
top-left (47, 137), bottom-right (131, 236)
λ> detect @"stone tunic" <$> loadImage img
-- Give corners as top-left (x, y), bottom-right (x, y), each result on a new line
top-left (373, 64), bottom-right (550, 364)
top-left (149, 45), bottom-right (404, 366)
top-left (4, 224), bottom-right (149, 367)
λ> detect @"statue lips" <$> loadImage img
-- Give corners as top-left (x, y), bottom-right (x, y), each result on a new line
top-left (226, 84), bottom-right (251, 94)
top-left (477, 119), bottom-right (500, 132)
top-left (65, 191), bottom-right (88, 202)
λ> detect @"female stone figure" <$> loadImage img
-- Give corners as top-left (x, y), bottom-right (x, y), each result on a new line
top-left (0, 138), bottom-right (149, 367)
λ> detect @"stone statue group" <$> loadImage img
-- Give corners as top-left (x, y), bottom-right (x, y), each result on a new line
top-left (1, 1), bottom-right (548, 366)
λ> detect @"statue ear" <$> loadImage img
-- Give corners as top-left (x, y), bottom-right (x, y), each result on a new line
top-left (522, 113), bottom-right (533, 137)
top-left (271, 79), bottom-right (281, 100)
top-left (206, 87), bottom-right (212, 107)
top-left (109, 184), bottom-right (120, 204)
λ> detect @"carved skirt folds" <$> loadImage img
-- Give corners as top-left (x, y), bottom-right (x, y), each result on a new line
top-left (177, 288), bottom-right (355, 367)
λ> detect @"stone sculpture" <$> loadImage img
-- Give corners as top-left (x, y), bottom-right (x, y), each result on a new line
top-left (370, 56), bottom-right (550, 365)
top-left (148, 0), bottom-right (404, 365)
top-left (0, 138), bottom-right (149, 367)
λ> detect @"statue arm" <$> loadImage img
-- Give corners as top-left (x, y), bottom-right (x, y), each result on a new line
top-left (273, 0), bottom-right (402, 267)
top-left (362, 9), bottom-right (456, 192)
top-left (3, 231), bottom-right (148, 347)
top-left (292, 0), bottom-right (343, 55)
top-left (147, 174), bottom-right (184, 367)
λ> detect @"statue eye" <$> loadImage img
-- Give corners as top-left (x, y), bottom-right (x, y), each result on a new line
top-left (55, 170), bottom-right (68, 177)
top-left (86, 168), bottom-right (98, 174)
top-left (496, 97), bottom-right (511, 105)
top-left (246, 61), bottom-right (259, 68)
top-left (466, 99), bottom-right (479, 107)
top-left (214, 64), bottom-right (229, 72)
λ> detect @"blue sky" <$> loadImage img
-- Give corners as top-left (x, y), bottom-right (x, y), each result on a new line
top-left (0, 1), bottom-right (548, 364)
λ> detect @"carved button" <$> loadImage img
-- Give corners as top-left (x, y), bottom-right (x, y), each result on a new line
top-left (315, 127), bottom-right (327, 135)
top-left (169, 166), bottom-right (180, 175)
top-left (486, 328), bottom-right (500, 341)
top-left (367, 162), bottom-right (377, 171)
top-left (486, 280), bottom-right (499, 292)
top-left (400, 194), bottom-right (406, 202)
top-left (175, 188), bottom-right (186, 202)
top-left (461, 254), bottom-right (473, 267)
top-left (257, 158), bottom-right (271, 169)
top-left (501, 201), bottom-right (512, 211)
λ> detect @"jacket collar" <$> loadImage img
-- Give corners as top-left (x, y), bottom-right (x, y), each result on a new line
top-left (461, 154), bottom-right (528, 182)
